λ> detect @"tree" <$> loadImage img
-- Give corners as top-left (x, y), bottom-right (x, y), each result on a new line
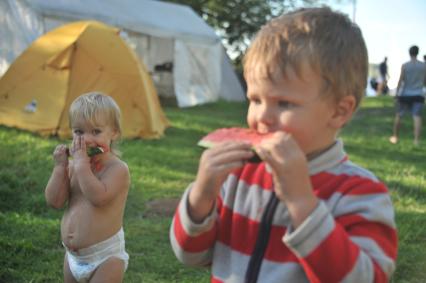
top-left (163, 0), bottom-right (319, 69)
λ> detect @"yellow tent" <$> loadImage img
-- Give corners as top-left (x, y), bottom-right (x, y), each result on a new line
top-left (0, 20), bottom-right (169, 139)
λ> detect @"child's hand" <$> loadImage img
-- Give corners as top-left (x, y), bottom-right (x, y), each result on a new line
top-left (70, 136), bottom-right (90, 168)
top-left (256, 132), bottom-right (318, 227)
top-left (195, 141), bottom-right (254, 197)
top-left (189, 142), bottom-right (253, 222)
top-left (53, 144), bottom-right (69, 167)
top-left (256, 132), bottom-right (310, 200)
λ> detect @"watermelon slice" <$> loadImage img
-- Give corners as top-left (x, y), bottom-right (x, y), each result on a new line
top-left (87, 146), bottom-right (105, 157)
top-left (197, 127), bottom-right (272, 163)
top-left (66, 146), bottom-right (105, 157)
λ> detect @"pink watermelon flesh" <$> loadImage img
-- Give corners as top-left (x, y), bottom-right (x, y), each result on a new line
top-left (198, 127), bottom-right (273, 162)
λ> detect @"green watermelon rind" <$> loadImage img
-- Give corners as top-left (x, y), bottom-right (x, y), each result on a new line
top-left (66, 146), bottom-right (104, 157)
top-left (197, 140), bottom-right (216, 149)
top-left (87, 146), bottom-right (104, 157)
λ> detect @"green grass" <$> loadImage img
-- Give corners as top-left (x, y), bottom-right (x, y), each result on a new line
top-left (0, 96), bottom-right (425, 282)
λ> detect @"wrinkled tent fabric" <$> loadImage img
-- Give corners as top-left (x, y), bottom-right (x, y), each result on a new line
top-left (0, 21), bottom-right (169, 139)
top-left (0, 0), bottom-right (246, 107)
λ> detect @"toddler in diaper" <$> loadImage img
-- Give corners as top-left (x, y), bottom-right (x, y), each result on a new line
top-left (65, 228), bottom-right (129, 282)
top-left (45, 92), bottom-right (131, 282)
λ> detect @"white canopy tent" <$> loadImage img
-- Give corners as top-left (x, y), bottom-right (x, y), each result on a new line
top-left (0, 0), bottom-right (246, 107)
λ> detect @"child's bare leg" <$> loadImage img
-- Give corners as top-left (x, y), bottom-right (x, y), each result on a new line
top-left (413, 115), bottom-right (421, 145)
top-left (64, 254), bottom-right (78, 283)
top-left (390, 114), bottom-right (401, 144)
top-left (90, 257), bottom-right (125, 283)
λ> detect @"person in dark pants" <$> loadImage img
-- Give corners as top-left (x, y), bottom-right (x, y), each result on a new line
top-left (378, 57), bottom-right (389, 95)
top-left (390, 46), bottom-right (426, 145)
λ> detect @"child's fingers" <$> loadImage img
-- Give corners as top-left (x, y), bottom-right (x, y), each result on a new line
top-left (255, 147), bottom-right (278, 169)
top-left (202, 140), bottom-right (251, 156)
top-left (210, 148), bottom-right (254, 165)
top-left (71, 137), bottom-right (77, 153)
top-left (209, 141), bottom-right (252, 152)
top-left (203, 142), bottom-right (254, 165)
top-left (77, 135), bottom-right (82, 149)
top-left (74, 135), bottom-right (82, 150)
top-left (214, 159), bottom-right (248, 172)
top-left (256, 132), bottom-right (295, 166)
top-left (70, 136), bottom-right (88, 156)
top-left (54, 144), bottom-right (67, 155)
top-left (80, 136), bottom-right (86, 151)
top-left (53, 144), bottom-right (69, 165)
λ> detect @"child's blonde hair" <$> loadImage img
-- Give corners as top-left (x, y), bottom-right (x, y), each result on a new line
top-left (244, 6), bottom-right (368, 108)
top-left (69, 92), bottom-right (122, 153)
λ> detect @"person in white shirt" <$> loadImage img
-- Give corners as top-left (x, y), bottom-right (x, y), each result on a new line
top-left (390, 45), bottom-right (426, 146)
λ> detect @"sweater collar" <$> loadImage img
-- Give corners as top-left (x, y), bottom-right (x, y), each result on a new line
top-left (308, 139), bottom-right (347, 175)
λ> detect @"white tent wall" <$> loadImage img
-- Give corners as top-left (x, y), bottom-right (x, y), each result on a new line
top-left (0, 0), bottom-right (43, 75)
top-left (220, 49), bottom-right (247, 101)
top-left (0, 0), bottom-right (246, 107)
top-left (174, 40), bottom-right (222, 107)
top-left (129, 34), bottom-right (176, 99)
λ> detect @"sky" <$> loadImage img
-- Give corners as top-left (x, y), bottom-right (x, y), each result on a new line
top-left (328, 0), bottom-right (426, 90)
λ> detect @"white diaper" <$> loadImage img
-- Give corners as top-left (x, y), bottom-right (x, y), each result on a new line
top-left (64, 228), bottom-right (129, 283)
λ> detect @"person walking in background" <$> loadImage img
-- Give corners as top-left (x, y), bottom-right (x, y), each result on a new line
top-left (424, 55), bottom-right (426, 95)
top-left (378, 57), bottom-right (389, 95)
top-left (390, 45), bottom-right (426, 146)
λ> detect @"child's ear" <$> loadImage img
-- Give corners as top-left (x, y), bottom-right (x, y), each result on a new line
top-left (111, 129), bottom-right (119, 141)
top-left (329, 95), bottom-right (356, 128)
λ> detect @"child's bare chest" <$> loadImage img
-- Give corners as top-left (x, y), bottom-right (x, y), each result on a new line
top-left (69, 165), bottom-right (105, 196)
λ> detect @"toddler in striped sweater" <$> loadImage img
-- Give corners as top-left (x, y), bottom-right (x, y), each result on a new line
top-left (170, 6), bottom-right (397, 283)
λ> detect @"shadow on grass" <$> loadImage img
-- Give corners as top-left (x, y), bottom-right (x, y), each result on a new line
top-left (393, 210), bottom-right (426, 282)
top-left (344, 138), bottom-right (424, 169)
top-left (0, 212), bottom-right (63, 282)
top-left (389, 181), bottom-right (426, 210)
top-left (353, 105), bottom-right (394, 121)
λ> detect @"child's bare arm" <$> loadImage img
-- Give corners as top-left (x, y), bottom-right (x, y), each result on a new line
top-left (75, 161), bottom-right (130, 206)
top-left (70, 135), bottom-right (129, 206)
top-left (45, 144), bottom-right (70, 209)
top-left (189, 142), bottom-right (254, 222)
top-left (256, 132), bottom-right (318, 228)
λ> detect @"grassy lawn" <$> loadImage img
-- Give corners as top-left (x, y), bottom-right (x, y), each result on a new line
top-left (0, 96), bottom-right (425, 282)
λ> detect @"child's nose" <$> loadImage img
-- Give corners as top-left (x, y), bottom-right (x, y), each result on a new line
top-left (257, 105), bottom-right (273, 124)
top-left (83, 133), bottom-right (95, 142)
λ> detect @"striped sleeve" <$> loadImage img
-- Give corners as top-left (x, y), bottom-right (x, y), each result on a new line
top-left (169, 184), bottom-right (219, 266)
top-left (283, 175), bottom-right (397, 283)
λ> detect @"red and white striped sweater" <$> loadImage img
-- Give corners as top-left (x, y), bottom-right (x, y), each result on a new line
top-left (170, 140), bottom-right (398, 282)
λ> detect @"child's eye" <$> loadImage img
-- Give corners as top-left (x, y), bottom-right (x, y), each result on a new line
top-left (278, 101), bottom-right (294, 108)
top-left (249, 97), bottom-right (261, 105)
top-left (93, 129), bottom-right (102, 135)
top-left (73, 129), bottom-right (83, 136)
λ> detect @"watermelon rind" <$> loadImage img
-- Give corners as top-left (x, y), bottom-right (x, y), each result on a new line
top-left (87, 146), bottom-right (104, 157)
top-left (248, 151), bottom-right (261, 163)
top-left (197, 140), bottom-right (216, 149)
top-left (65, 146), bottom-right (104, 157)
